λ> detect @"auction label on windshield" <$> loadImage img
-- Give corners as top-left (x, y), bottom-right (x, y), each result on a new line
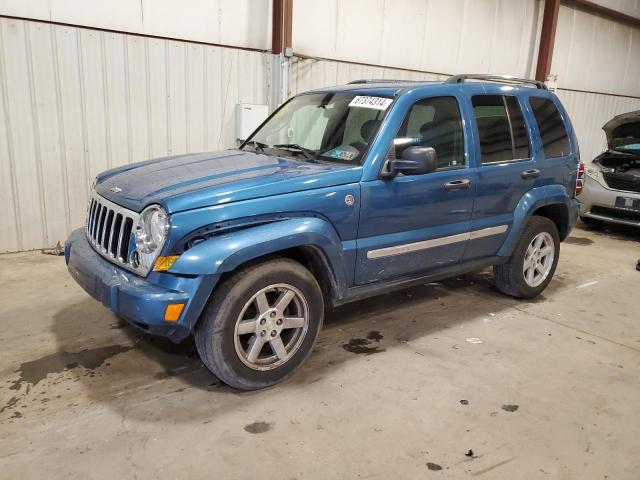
top-left (349, 96), bottom-right (393, 110)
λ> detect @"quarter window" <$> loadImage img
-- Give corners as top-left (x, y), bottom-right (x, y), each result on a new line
top-left (392, 96), bottom-right (465, 169)
top-left (472, 95), bottom-right (531, 164)
top-left (529, 97), bottom-right (571, 158)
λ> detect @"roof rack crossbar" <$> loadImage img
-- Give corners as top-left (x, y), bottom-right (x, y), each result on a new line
top-left (445, 74), bottom-right (547, 90)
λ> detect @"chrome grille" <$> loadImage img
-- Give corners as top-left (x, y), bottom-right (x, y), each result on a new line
top-left (602, 173), bottom-right (640, 193)
top-left (85, 192), bottom-right (139, 269)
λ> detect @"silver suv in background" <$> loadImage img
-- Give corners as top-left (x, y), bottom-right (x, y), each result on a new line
top-left (579, 110), bottom-right (640, 227)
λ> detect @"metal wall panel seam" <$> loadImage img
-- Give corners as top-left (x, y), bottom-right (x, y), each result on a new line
top-left (185, 44), bottom-right (190, 153)
top-left (0, 21), bottom-right (23, 249)
top-left (75, 28), bottom-right (91, 196)
top-left (489, 0), bottom-right (500, 73)
top-left (219, 51), bottom-right (234, 148)
top-left (99, 32), bottom-right (112, 169)
top-left (203, 47), bottom-right (209, 151)
top-left (163, 40), bottom-right (170, 155)
top-left (123, 36), bottom-right (133, 164)
top-left (144, 39), bottom-right (153, 158)
top-left (24, 21), bottom-right (49, 247)
top-left (50, 23), bottom-right (72, 235)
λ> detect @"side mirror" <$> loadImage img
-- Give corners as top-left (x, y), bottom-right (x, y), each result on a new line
top-left (382, 146), bottom-right (438, 178)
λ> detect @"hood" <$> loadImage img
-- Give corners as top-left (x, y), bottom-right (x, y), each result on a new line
top-left (94, 150), bottom-right (360, 213)
top-left (603, 110), bottom-right (640, 148)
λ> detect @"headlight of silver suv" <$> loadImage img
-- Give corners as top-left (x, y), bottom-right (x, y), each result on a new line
top-left (586, 163), bottom-right (614, 183)
top-left (585, 164), bottom-right (601, 180)
top-left (132, 205), bottom-right (169, 272)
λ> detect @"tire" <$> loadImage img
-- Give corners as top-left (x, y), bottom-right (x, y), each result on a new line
top-left (195, 257), bottom-right (324, 390)
top-left (493, 216), bottom-right (560, 299)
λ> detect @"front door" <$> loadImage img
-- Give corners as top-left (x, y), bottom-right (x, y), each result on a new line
top-left (355, 94), bottom-right (476, 285)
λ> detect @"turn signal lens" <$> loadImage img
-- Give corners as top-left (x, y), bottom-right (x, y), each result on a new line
top-left (164, 303), bottom-right (185, 321)
top-left (153, 255), bottom-right (180, 272)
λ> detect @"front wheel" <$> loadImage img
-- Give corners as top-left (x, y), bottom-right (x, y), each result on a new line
top-left (493, 216), bottom-right (560, 299)
top-left (195, 258), bottom-right (324, 390)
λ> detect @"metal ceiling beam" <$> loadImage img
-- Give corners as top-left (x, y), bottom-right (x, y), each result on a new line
top-left (568, 0), bottom-right (640, 29)
top-left (535, 0), bottom-right (561, 82)
top-left (272, 0), bottom-right (293, 54)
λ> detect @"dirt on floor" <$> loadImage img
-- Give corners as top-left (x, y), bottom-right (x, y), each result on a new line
top-left (1, 222), bottom-right (639, 479)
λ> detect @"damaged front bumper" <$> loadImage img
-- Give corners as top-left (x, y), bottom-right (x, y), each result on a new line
top-left (65, 228), bottom-right (218, 341)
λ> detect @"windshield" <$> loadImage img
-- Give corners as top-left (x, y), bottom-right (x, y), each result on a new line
top-left (242, 92), bottom-right (393, 164)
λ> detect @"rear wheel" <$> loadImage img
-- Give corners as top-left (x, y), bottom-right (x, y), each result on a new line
top-left (493, 216), bottom-right (560, 299)
top-left (195, 258), bottom-right (323, 390)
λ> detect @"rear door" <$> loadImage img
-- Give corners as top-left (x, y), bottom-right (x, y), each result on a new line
top-left (462, 92), bottom-right (538, 261)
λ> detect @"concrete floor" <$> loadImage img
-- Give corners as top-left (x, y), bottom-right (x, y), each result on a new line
top-left (1, 223), bottom-right (639, 479)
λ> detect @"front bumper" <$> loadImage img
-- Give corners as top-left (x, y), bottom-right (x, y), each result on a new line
top-left (65, 228), bottom-right (218, 341)
top-left (578, 177), bottom-right (640, 227)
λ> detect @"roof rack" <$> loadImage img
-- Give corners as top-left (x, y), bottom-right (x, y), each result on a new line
top-left (347, 79), bottom-right (426, 85)
top-left (445, 74), bottom-right (547, 90)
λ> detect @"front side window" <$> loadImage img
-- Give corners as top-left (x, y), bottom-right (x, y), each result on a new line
top-left (392, 96), bottom-right (465, 169)
top-left (529, 97), bottom-right (571, 158)
top-left (243, 92), bottom-right (392, 164)
top-left (472, 95), bottom-right (531, 164)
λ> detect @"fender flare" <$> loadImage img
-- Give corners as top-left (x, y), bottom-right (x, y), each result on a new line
top-left (168, 217), bottom-right (349, 295)
top-left (497, 184), bottom-right (574, 257)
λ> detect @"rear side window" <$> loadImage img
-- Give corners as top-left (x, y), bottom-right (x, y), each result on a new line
top-left (529, 97), bottom-right (571, 158)
top-left (472, 95), bottom-right (530, 164)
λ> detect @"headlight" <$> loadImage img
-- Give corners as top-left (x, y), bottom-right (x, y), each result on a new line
top-left (135, 205), bottom-right (169, 254)
top-left (585, 165), bottom-right (601, 180)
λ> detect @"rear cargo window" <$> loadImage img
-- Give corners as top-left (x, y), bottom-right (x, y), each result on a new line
top-left (472, 95), bottom-right (531, 164)
top-left (529, 97), bottom-right (571, 158)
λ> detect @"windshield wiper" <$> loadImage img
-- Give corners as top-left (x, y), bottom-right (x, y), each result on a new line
top-left (273, 143), bottom-right (318, 162)
top-left (243, 140), bottom-right (268, 153)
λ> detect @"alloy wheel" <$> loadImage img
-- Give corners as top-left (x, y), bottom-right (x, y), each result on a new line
top-left (233, 283), bottom-right (310, 371)
top-left (522, 232), bottom-right (555, 288)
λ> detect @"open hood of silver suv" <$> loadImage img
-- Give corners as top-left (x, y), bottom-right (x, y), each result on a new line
top-left (603, 110), bottom-right (640, 149)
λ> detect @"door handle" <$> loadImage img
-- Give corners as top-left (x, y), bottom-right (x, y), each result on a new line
top-left (521, 168), bottom-right (541, 179)
top-left (443, 179), bottom-right (471, 192)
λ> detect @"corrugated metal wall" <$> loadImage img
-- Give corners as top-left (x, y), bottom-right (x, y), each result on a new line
top-left (293, 0), bottom-right (640, 98)
top-left (553, 4), bottom-right (640, 96)
top-left (290, 56), bottom-right (640, 178)
top-left (290, 57), bottom-right (448, 94)
top-left (0, 0), bottom-right (272, 51)
top-left (0, 17), bottom-right (272, 252)
top-left (293, 0), bottom-right (542, 79)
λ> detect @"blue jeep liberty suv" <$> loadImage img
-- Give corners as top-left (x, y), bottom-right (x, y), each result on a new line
top-left (66, 74), bottom-right (582, 390)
